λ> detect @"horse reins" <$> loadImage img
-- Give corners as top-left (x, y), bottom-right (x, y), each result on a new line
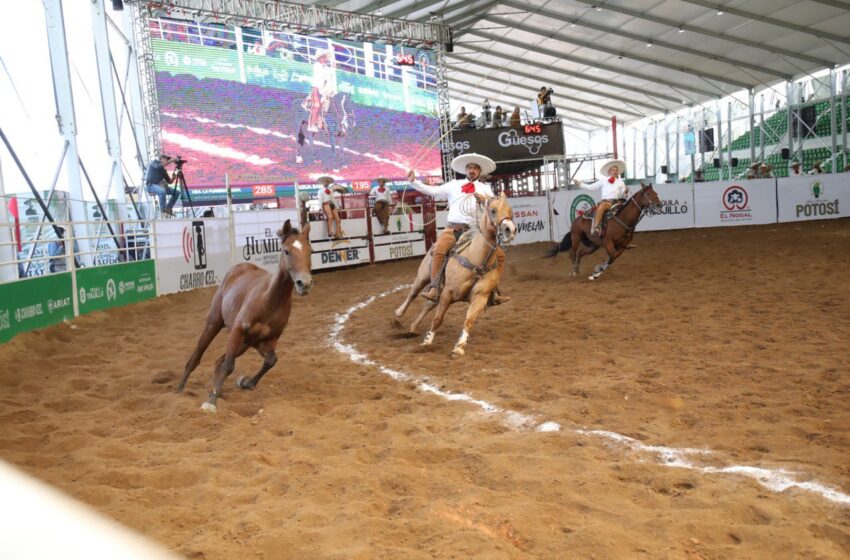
top-left (610, 189), bottom-right (656, 235)
top-left (452, 199), bottom-right (507, 278)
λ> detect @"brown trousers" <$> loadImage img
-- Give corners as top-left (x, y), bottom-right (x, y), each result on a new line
top-left (430, 227), bottom-right (505, 285)
top-left (374, 200), bottom-right (390, 230)
top-left (593, 199), bottom-right (614, 232)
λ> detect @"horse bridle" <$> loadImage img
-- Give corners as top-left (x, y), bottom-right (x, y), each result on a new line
top-left (454, 198), bottom-right (510, 278)
top-left (611, 188), bottom-right (659, 234)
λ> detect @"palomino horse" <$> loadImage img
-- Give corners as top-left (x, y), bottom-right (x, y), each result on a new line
top-left (178, 220), bottom-right (313, 412)
top-left (545, 182), bottom-right (661, 280)
top-left (393, 193), bottom-right (516, 356)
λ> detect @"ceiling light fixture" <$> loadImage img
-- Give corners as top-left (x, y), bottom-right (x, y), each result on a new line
top-left (596, 5), bottom-right (602, 11)
top-left (646, 41), bottom-right (653, 47)
top-left (716, 10), bottom-right (724, 15)
top-left (678, 27), bottom-right (684, 33)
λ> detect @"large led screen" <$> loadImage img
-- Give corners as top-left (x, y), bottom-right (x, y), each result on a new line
top-left (150, 19), bottom-right (442, 189)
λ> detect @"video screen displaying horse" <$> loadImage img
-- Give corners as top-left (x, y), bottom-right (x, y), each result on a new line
top-left (149, 18), bottom-right (443, 188)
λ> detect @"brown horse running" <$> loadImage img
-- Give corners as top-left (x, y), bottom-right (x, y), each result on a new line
top-left (178, 220), bottom-right (313, 412)
top-left (393, 193), bottom-right (516, 356)
top-left (545, 183), bottom-right (661, 280)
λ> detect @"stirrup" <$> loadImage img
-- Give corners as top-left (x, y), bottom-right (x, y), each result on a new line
top-left (421, 286), bottom-right (438, 301)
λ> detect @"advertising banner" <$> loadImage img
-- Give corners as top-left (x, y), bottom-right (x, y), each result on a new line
top-left (693, 178), bottom-right (777, 228)
top-left (450, 122), bottom-right (565, 162)
top-left (509, 196), bottom-right (550, 245)
top-left (76, 261), bottom-right (156, 315)
top-left (234, 210), bottom-right (300, 274)
top-left (0, 273), bottom-right (74, 343)
top-left (155, 218), bottom-right (232, 294)
top-left (776, 174), bottom-right (849, 222)
top-left (373, 239), bottom-right (427, 262)
top-left (550, 189), bottom-right (603, 242)
top-left (636, 183), bottom-right (695, 232)
top-left (311, 237), bottom-right (371, 270)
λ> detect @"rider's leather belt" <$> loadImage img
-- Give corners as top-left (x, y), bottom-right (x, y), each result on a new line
top-left (447, 222), bottom-right (471, 231)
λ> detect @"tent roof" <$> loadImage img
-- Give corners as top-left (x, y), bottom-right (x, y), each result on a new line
top-left (315, 0), bottom-right (850, 129)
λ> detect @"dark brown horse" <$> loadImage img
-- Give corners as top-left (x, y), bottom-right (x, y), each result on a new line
top-left (545, 183), bottom-right (661, 280)
top-left (178, 220), bottom-right (313, 412)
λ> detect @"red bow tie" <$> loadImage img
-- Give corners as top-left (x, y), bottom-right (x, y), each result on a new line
top-left (378, 186), bottom-right (385, 193)
top-left (324, 188), bottom-right (331, 194)
top-left (608, 177), bottom-right (616, 184)
top-left (461, 182), bottom-right (475, 194)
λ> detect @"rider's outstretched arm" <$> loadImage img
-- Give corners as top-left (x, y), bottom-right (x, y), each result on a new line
top-left (407, 171), bottom-right (449, 200)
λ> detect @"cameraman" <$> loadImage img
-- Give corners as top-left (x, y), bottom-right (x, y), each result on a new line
top-left (144, 154), bottom-right (179, 217)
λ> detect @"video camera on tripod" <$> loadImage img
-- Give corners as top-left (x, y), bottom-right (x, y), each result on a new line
top-left (171, 155), bottom-right (188, 168)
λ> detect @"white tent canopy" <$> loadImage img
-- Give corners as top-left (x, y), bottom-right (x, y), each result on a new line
top-left (317, 0), bottom-right (850, 129)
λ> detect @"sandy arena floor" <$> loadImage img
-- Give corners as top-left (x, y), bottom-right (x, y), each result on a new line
top-left (1, 220), bottom-right (849, 559)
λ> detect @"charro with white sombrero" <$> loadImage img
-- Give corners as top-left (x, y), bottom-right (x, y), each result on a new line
top-left (407, 153), bottom-right (509, 304)
top-left (316, 175), bottom-right (348, 239)
top-left (370, 177), bottom-right (394, 235)
top-left (573, 158), bottom-right (629, 237)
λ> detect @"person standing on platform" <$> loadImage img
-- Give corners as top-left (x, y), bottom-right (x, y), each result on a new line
top-left (370, 177), bottom-right (393, 235)
top-left (316, 175), bottom-right (347, 239)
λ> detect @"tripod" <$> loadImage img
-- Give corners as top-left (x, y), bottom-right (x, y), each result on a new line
top-left (171, 162), bottom-right (196, 218)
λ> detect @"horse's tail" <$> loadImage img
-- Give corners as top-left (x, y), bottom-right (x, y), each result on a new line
top-left (543, 232), bottom-right (572, 258)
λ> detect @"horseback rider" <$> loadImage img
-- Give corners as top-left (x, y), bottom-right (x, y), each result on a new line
top-left (573, 159), bottom-right (629, 237)
top-left (407, 153), bottom-right (510, 304)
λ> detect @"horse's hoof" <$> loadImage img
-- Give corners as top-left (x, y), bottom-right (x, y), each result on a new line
top-left (236, 376), bottom-right (253, 390)
top-left (200, 402), bottom-right (217, 413)
top-left (391, 317), bottom-right (403, 329)
top-left (451, 347), bottom-right (465, 358)
top-left (588, 275), bottom-right (596, 281)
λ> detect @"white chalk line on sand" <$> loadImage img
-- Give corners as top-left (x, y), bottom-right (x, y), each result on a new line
top-left (329, 285), bottom-right (850, 507)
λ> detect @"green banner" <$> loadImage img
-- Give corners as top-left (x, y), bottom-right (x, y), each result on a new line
top-left (76, 261), bottom-right (157, 315)
top-left (0, 273), bottom-right (74, 343)
top-left (152, 39), bottom-right (437, 116)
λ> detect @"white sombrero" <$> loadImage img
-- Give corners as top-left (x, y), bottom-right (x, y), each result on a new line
top-left (451, 153), bottom-right (497, 175)
top-left (599, 159), bottom-right (626, 176)
top-left (316, 175), bottom-right (335, 184)
top-left (314, 48), bottom-right (331, 60)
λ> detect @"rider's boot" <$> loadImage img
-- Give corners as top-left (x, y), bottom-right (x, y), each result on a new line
top-left (488, 288), bottom-right (511, 306)
top-left (421, 251), bottom-right (446, 302)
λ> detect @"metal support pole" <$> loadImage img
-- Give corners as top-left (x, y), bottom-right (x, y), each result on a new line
top-left (830, 69), bottom-right (838, 172)
top-left (92, 0), bottom-right (123, 205)
top-left (748, 90), bottom-right (756, 166)
top-left (43, 0), bottom-right (93, 266)
top-left (727, 101), bottom-right (732, 180)
top-left (664, 118), bottom-right (670, 181)
top-left (611, 116), bottom-right (617, 159)
top-left (0, 151), bottom-right (16, 283)
top-left (642, 129), bottom-right (648, 181)
top-left (716, 101), bottom-right (723, 180)
top-left (842, 70), bottom-right (848, 167)
top-left (760, 94), bottom-right (766, 162)
top-left (652, 121), bottom-right (658, 181)
top-left (786, 81), bottom-right (795, 162)
top-left (632, 127), bottom-right (637, 181)
top-left (675, 117), bottom-right (680, 180)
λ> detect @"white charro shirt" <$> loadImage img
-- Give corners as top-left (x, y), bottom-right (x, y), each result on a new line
top-left (317, 185), bottom-right (341, 205)
top-left (370, 185), bottom-right (393, 204)
top-left (409, 178), bottom-right (495, 226)
top-left (312, 61), bottom-right (337, 97)
top-left (580, 177), bottom-right (629, 200)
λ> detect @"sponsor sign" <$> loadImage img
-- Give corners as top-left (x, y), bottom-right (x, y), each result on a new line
top-left (450, 122), bottom-right (565, 162)
top-left (76, 261), bottom-right (156, 315)
top-left (509, 196), bottom-right (550, 245)
top-left (311, 237), bottom-right (371, 269)
top-left (373, 239), bottom-right (427, 262)
top-left (0, 273), bottom-right (74, 343)
top-left (550, 190), bottom-right (602, 241)
top-left (235, 209), bottom-right (300, 274)
top-left (777, 175), bottom-right (850, 222)
top-left (635, 183), bottom-right (695, 232)
top-left (693, 178), bottom-right (777, 228)
top-left (155, 218), bottom-right (232, 294)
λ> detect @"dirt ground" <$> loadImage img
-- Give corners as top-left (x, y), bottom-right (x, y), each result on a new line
top-left (1, 220), bottom-right (849, 559)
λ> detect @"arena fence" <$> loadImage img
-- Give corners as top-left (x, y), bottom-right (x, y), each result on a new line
top-left (1, 174), bottom-right (848, 343)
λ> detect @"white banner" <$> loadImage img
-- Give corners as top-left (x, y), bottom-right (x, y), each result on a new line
top-left (636, 183), bottom-right (694, 232)
top-left (777, 174), bottom-right (850, 222)
top-left (509, 196), bottom-right (550, 245)
top-left (308, 214), bottom-right (369, 241)
top-left (234, 209), bottom-right (300, 274)
top-left (311, 237), bottom-right (371, 269)
top-left (155, 218), bottom-right (232, 294)
top-left (693, 178), bottom-right (777, 228)
top-left (550, 189), bottom-right (602, 242)
top-left (373, 239), bottom-right (427, 262)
